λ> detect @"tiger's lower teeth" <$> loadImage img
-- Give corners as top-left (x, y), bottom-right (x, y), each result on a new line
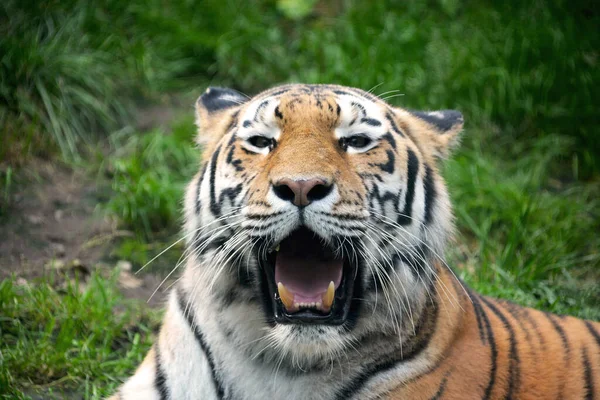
top-left (295, 302), bottom-right (321, 309)
top-left (277, 282), bottom-right (335, 313)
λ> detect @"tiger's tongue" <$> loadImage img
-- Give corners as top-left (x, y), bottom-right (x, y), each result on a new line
top-left (275, 252), bottom-right (343, 303)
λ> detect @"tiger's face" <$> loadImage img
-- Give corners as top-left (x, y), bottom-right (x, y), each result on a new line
top-left (184, 84), bottom-right (463, 362)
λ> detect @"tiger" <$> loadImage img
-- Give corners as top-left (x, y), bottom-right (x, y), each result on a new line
top-left (109, 84), bottom-right (600, 400)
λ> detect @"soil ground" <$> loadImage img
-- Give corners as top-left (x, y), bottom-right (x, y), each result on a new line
top-left (0, 103), bottom-right (183, 306)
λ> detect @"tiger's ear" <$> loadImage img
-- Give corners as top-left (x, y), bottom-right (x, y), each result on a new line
top-left (409, 110), bottom-right (464, 159)
top-left (195, 87), bottom-right (248, 146)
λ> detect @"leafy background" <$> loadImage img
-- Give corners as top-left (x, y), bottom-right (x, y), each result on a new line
top-left (0, 0), bottom-right (598, 398)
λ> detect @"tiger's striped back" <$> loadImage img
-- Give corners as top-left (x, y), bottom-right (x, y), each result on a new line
top-left (385, 265), bottom-right (600, 399)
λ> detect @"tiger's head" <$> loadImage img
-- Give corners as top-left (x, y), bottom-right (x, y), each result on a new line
top-left (184, 84), bottom-right (463, 363)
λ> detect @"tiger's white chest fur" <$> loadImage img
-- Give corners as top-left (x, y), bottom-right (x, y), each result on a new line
top-left (143, 267), bottom-right (434, 400)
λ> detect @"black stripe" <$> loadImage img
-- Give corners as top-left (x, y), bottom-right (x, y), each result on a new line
top-left (209, 145), bottom-right (222, 216)
top-left (334, 298), bottom-right (438, 399)
top-left (545, 313), bottom-right (570, 399)
top-left (398, 148), bottom-right (419, 225)
top-left (218, 184), bottom-right (243, 208)
top-left (245, 211), bottom-right (284, 220)
top-left (267, 88), bottom-right (292, 97)
top-left (385, 112), bottom-right (405, 137)
top-left (584, 321), bottom-right (600, 348)
top-left (545, 313), bottom-right (570, 358)
top-left (351, 101), bottom-right (366, 118)
top-left (481, 297), bottom-right (521, 399)
top-left (243, 214), bottom-right (289, 232)
top-left (519, 306), bottom-right (546, 348)
top-left (423, 164), bottom-right (436, 225)
top-left (382, 132), bottom-right (397, 150)
top-left (410, 110), bottom-right (462, 132)
top-left (253, 100), bottom-right (269, 122)
top-left (361, 117), bottom-right (381, 126)
top-left (371, 150), bottom-right (395, 174)
top-left (469, 291), bottom-right (487, 344)
top-left (195, 163), bottom-right (208, 215)
top-left (194, 235), bottom-right (228, 257)
top-left (366, 245), bottom-right (428, 292)
top-left (315, 210), bottom-right (367, 221)
top-left (471, 294), bottom-right (497, 400)
top-left (176, 289), bottom-right (225, 399)
top-left (226, 147), bottom-right (244, 172)
top-left (274, 106), bottom-right (283, 119)
top-left (582, 347), bottom-right (595, 400)
top-left (429, 370), bottom-right (451, 400)
top-left (333, 89), bottom-right (352, 96)
top-left (369, 184), bottom-right (400, 214)
top-left (500, 302), bottom-right (533, 348)
top-left (154, 346), bottom-right (169, 400)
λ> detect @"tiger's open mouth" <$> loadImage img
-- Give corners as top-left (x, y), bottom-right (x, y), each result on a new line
top-left (260, 227), bottom-right (357, 325)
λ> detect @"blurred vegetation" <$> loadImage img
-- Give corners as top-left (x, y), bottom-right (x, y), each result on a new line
top-left (2, 0), bottom-right (598, 174)
top-left (1, 0), bottom-right (599, 397)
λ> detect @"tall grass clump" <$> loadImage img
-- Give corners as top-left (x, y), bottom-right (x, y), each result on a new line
top-left (104, 116), bottom-right (199, 239)
top-left (0, 1), bottom-right (128, 160)
top-left (0, 0), bottom-right (266, 162)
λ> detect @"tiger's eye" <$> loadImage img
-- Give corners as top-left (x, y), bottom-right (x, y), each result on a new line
top-left (248, 136), bottom-right (273, 148)
top-left (346, 135), bottom-right (371, 149)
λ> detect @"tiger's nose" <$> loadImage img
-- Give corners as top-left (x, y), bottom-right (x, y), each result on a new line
top-left (272, 178), bottom-right (333, 207)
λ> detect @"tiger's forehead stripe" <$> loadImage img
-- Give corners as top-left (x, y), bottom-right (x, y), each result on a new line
top-left (237, 99), bottom-right (281, 141)
top-left (236, 86), bottom-right (388, 144)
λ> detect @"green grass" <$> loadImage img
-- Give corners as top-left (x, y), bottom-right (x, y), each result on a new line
top-left (103, 115), bottom-right (199, 239)
top-left (93, 115), bottom-right (199, 273)
top-left (447, 131), bottom-right (600, 321)
top-left (0, 271), bottom-right (160, 399)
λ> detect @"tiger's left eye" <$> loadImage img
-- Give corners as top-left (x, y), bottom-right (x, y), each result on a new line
top-left (248, 136), bottom-right (274, 149)
top-left (341, 135), bottom-right (372, 150)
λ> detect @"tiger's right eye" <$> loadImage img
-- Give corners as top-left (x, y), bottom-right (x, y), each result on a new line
top-left (248, 136), bottom-right (274, 149)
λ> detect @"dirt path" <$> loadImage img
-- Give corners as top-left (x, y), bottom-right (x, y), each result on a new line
top-left (0, 102), bottom-right (188, 306)
top-left (1, 166), bottom-right (177, 306)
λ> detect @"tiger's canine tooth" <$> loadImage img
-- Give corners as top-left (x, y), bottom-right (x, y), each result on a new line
top-left (277, 282), bottom-right (294, 310)
top-left (275, 244), bottom-right (280, 252)
top-left (322, 281), bottom-right (335, 310)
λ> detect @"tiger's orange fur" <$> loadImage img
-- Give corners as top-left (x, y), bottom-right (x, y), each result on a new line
top-left (386, 264), bottom-right (600, 399)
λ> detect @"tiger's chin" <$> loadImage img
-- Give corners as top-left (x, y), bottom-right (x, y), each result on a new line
top-left (257, 226), bottom-right (362, 327)
top-left (265, 323), bottom-right (351, 363)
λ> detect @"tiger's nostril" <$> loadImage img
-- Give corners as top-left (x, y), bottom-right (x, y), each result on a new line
top-left (273, 178), bottom-right (333, 207)
top-left (306, 183), bottom-right (333, 202)
top-left (272, 184), bottom-right (296, 203)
